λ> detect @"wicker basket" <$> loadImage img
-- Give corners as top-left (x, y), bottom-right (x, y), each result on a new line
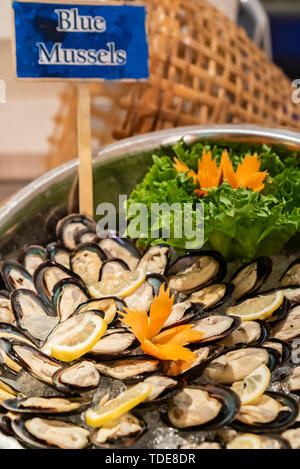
top-left (47, 0), bottom-right (300, 169)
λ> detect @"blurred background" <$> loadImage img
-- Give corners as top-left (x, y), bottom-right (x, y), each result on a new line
top-left (0, 0), bottom-right (300, 201)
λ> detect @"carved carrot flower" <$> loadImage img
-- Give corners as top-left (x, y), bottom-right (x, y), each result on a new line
top-left (119, 284), bottom-right (204, 362)
top-left (173, 150), bottom-right (269, 196)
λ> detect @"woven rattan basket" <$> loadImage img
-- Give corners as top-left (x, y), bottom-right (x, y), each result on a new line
top-left (47, 0), bottom-right (300, 169)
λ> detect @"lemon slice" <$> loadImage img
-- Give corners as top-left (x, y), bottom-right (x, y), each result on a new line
top-left (89, 269), bottom-right (146, 299)
top-left (226, 291), bottom-right (284, 322)
top-left (227, 434), bottom-right (262, 450)
top-left (85, 382), bottom-right (151, 427)
top-left (231, 364), bottom-right (271, 405)
top-left (50, 312), bottom-right (107, 362)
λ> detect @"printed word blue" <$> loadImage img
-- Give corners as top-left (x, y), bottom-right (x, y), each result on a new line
top-left (12, 1), bottom-right (149, 80)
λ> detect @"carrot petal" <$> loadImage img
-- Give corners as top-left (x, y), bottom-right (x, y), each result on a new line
top-left (141, 339), bottom-right (196, 362)
top-left (119, 308), bottom-right (148, 343)
top-left (147, 284), bottom-right (174, 340)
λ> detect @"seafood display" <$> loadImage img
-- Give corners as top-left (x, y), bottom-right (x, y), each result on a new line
top-left (0, 213), bottom-right (300, 450)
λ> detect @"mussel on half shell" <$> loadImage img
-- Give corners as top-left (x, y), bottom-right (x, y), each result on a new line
top-left (203, 346), bottom-right (279, 384)
top-left (163, 384), bottom-right (240, 431)
top-left (56, 213), bottom-right (96, 250)
top-left (33, 261), bottom-right (82, 307)
top-left (70, 242), bottom-right (107, 286)
top-left (231, 257), bottom-right (272, 301)
top-left (52, 361), bottom-right (100, 394)
top-left (90, 412), bottom-right (147, 449)
top-left (94, 356), bottom-right (160, 382)
top-left (271, 305), bottom-right (300, 341)
top-left (281, 260), bottom-right (300, 287)
top-left (186, 283), bottom-right (234, 311)
top-left (98, 236), bottom-right (141, 271)
top-left (51, 278), bottom-right (89, 322)
top-left (167, 252), bottom-right (226, 294)
top-left (221, 320), bottom-right (270, 348)
top-left (191, 314), bottom-right (241, 345)
top-left (0, 339), bottom-right (62, 385)
top-left (1, 262), bottom-right (36, 293)
top-left (233, 391), bottom-right (298, 433)
top-left (137, 245), bottom-right (171, 275)
top-left (12, 417), bottom-right (90, 449)
top-left (89, 328), bottom-right (138, 359)
top-left (1, 396), bottom-right (91, 416)
top-left (18, 245), bottom-right (47, 277)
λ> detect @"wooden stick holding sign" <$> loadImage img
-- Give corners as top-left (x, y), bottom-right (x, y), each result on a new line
top-left (12, 0), bottom-right (149, 217)
top-left (77, 83), bottom-right (93, 216)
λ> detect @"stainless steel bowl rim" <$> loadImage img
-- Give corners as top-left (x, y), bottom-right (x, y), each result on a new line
top-left (1, 124), bottom-right (300, 227)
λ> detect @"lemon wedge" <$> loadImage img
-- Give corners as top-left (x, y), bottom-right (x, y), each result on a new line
top-left (85, 382), bottom-right (152, 427)
top-left (50, 312), bottom-right (107, 362)
top-left (89, 269), bottom-right (146, 299)
top-left (226, 291), bottom-right (284, 322)
top-left (231, 364), bottom-right (271, 405)
top-left (227, 434), bottom-right (262, 450)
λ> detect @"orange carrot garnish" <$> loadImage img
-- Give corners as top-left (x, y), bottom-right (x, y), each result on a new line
top-left (119, 284), bottom-right (203, 362)
top-left (173, 149), bottom-right (269, 196)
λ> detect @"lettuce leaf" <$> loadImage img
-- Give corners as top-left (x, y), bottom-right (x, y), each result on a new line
top-left (127, 142), bottom-right (300, 260)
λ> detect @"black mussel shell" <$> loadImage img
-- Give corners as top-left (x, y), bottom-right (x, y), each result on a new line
top-left (261, 286), bottom-right (300, 307)
top-left (46, 243), bottom-right (71, 269)
top-left (162, 383), bottom-right (241, 432)
top-left (137, 376), bottom-right (180, 408)
top-left (137, 244), bottom-right (171, 275)
top-left (0, 290), bottom-right (9, 299)
top-left (98, 236), bottom-right (141, 271)
top-left (0, 324), bottom-right (37, 373)
top-left (271, 304), bottom-right (300, 342)
top-left (0, 410), bottom-right (16, 436)
top-left (186, 283), bottom-right (234, 311)
top-left (88, 328), bottom-right (139, 360)
top-left (146, 273), bottom-right (169, 296)
top-left (52, 361), bottom-right (100, 394)
top-left (167, 251), bottom-right (227, 294)
top-left (202, 345), bottom-right (280, 382)
top-left (33, 261), bottom-right (82, 307)
top-left (232, 391), bottom-right (298, 433)
top-left (99, 258), bottom-right (130, 281)
top-left (222, 319), bottom-right (271, 348)
top-left (52, 278), bottom-right (89, 322)
top-left (11, 417), bottom-right (90, 449)
top-left (262, 339), bottom-right (292, 364)
top-left (191, 313), bottom-right (241, 345)
top-left (90, 412), bottom-right (147, 449)
top-left (0, 339), bottom-right (62, 385)
top-left (73, 297), bottom-right (125, 325)
top-left (231, 257), bottom-right (272, 301)
top-left (0, 377), bottom-right (20, 397)
top-left (94, 355), bottom-right (160, 383)
top-left (10, 289), bottom-right (52, 339)
top-left (74, 227), bottom-right (97, 245)
top-left (162, 302), bottom-right (202, 330)
top-left (0, 261), bottom-right (35, 293)
top-left (161, 345), bottom-right (224, 379)
top-left (1, 396), bottom-right (91, 416)
top-left (70, 242), bottom-right (107, 284)
top-left (18, 245), bottom-right (47, 277)
top-left (266, 298), bottom-right (291, 324)
top-left (280, 259), bottom-right (300, 287)
top-left (56, 213), bottom-right (96, 250)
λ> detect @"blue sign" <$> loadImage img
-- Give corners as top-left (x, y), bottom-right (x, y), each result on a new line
top-left (12, 1), bottom-right (149, 81)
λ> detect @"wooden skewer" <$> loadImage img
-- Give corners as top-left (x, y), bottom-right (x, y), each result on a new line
top-left (77, 82), bottom-right (94, 217)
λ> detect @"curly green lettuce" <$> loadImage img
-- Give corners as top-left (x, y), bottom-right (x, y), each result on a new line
top-left (127, 141), bottom-right (300, 260)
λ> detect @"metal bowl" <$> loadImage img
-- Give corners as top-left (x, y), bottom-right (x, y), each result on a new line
top-left (0, 124), bottom-right (300, 258)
